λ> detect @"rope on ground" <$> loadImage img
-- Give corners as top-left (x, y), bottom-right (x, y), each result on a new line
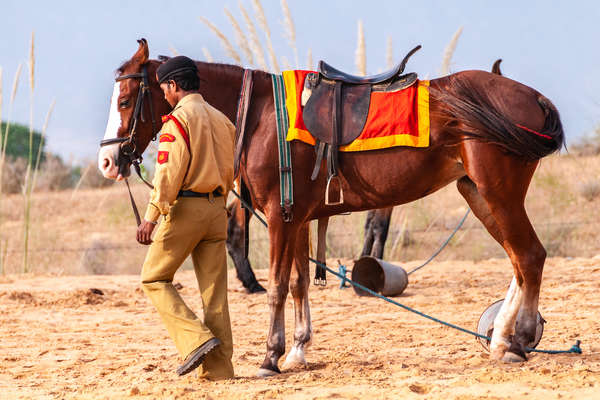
top-left (230, 189), bottom-right (582, 356)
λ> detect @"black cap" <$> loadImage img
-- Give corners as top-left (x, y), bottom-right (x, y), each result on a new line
top-left (157, 56), bottom-right (198, 84)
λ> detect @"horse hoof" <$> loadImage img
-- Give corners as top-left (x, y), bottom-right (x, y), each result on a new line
top-left (501, 351), bottom-right (527, 363)
top-left (281, 349), bottom-right (307, 370)
top-left (256, 368), bottom-right (280, 377)
top-left (248, 282), bottom-right (267, 294)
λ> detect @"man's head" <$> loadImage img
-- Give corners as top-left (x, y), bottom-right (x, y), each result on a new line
top-left (156, 56), bottom-right (200, 107)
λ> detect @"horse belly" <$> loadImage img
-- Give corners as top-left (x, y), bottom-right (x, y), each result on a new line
top-left (332, 147), bottom-right (463, 213)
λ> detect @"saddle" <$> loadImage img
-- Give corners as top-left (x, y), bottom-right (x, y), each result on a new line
top-left (302, 45), bottom-right (421, 205)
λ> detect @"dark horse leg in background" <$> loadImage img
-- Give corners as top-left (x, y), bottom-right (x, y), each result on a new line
top-left (361, 207), bottom-right (394, 258)
top-left (360, 59), bottom-right (504, 260)
top-left (226, 197), bottom-right (266, 293)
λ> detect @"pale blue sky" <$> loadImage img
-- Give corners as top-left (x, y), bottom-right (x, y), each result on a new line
top-left (2, 0), bottom-right (599, 162)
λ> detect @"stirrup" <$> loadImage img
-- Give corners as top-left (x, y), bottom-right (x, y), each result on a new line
top-left (325, 175), bottom-right (344, 206)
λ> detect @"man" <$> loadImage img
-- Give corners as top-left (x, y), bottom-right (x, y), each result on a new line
top-left (136, 55), bottom-right (235, 379)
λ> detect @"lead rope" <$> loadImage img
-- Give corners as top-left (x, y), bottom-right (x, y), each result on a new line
top-left (229, 189), bottom-right (582, 355)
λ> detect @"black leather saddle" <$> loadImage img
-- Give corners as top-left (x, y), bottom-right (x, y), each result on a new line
top-left (301, 45), bottom-right (421, 205)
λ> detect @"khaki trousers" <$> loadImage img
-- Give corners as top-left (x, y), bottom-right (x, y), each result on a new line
top-left (141, 196), bottom-right (234, 380)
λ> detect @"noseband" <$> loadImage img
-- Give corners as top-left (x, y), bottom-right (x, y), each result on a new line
top-left (99, 63), bottom-right (158, 187)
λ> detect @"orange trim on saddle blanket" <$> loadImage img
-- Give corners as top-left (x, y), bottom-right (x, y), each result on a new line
top-left (157, 151), bottom-right (169, 164)
top-left (159, 133), bottom-right (176, 143)
top-left (161, 115), bottom-right (190, 151)
top-left (281, 70), bottom-right (430, 151)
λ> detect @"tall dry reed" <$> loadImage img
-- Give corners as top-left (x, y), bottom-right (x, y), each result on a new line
top-left (280, 56), bottom-right (291, 71)
top-left (0, 63), bottom-right (23, 275)
top-left (225, 8), bottom-right (254, 66)
top-left (386, 35), bottom-right (393, 69)
top-left (168, 44), bottom-right (179, 56)
top-left (280, 0), bottom-right (298, 68)
top-left (32, 99), bottom-right (56, 191)
top-left (239, 2), bottom-right (268, 71)
top-left (251, 0), bottom-right (280, 73)
top-left (198, 16), bottom-right (242, 65)
top-left (355, 20), bottom-right (366, 75)
top-left (22, 32), bottom-right (35, 273)
top-left (306, 48), bottom-right (313, 70)
top-left (440, 26), bottom-right (463, 76)
top-left (202, 47), bottom-right (214, 63)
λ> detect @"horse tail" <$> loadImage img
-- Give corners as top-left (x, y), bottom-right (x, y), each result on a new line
top-left (432, 74), bottom-right (565, 161)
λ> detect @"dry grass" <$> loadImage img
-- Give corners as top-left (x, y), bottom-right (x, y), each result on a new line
top-left (355, 20), bottom-right (366, 75)
top-left (2, 153), bottom-right (600, 276)
top-left (440, 26), bottom-right (463, 76)
top-left (251, 0), bottom-right (280, 73)
top-left (225, 8), bottom-right (254, 67)
top-left (198, 16), bottom-right (242, 65)
top-left (280, 0), bottom-right (298, 68)
top-left (239, 2), bottom-right (268, 71)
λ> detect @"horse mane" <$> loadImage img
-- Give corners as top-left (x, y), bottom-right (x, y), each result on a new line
top-left (431, 74), bottom-right (564, 160)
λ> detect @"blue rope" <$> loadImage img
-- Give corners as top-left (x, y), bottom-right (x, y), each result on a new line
top-left (230, 190), bottom-right (582, 355)
top-left (407, 209), bottom-right (471, 275)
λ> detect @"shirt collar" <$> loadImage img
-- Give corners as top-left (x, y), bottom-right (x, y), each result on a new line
top-left (174, 93), bottom-right (204, 110)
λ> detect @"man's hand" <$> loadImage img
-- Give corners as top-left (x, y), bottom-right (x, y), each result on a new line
top-left (137, 220), bottom-right (157, 245)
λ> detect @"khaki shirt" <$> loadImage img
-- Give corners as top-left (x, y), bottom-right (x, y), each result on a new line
top-left (144, 93), bottom-right (235, 222)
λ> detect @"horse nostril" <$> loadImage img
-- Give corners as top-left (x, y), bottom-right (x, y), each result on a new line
top-left (102, 158), bottom-right (110, 170)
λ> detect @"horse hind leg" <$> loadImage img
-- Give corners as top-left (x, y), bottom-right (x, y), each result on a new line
top-left (457, 153), bottom-right (544, 362)
top-left (282, 223), bottom-right (312, 370)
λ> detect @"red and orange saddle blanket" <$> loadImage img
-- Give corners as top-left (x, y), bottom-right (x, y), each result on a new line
top-left (282, 70), bottom-right (430, 151)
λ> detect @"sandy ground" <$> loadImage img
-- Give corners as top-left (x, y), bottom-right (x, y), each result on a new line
top-left (0, 256), bottom-right (599, 400)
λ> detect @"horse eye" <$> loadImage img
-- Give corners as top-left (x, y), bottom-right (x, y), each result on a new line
top-left (119, 99), bottom-right (130, 109)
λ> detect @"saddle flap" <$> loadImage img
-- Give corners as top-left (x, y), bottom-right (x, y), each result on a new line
top-left (303, 75), bottom-right (371, 146)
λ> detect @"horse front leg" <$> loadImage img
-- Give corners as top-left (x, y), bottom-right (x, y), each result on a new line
top-left (257, 218), bottom-right (299, 377)
top-left (282, 222), bottom-right (312, 370)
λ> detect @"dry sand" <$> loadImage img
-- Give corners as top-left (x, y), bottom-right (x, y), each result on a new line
top-left (0, 257), bottom-right (599, 399)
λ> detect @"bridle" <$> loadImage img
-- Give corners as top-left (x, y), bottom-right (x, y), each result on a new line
top-left (99, 63), bottom-right (158, 226)
top-left (99, 63), bottom-right (158, 188)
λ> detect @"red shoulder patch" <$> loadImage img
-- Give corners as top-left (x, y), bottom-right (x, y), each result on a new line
top-left (161, 115), bottom-right (170, 123)
top-left (159, 133), bottom-right (176, 143)
top-left (157, 151), bottom-right (169, 164)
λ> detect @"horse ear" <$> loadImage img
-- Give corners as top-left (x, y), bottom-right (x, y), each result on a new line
top-left (132, 38), bottom-right (149, 65)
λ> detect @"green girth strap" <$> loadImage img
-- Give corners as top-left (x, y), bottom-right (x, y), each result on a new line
top-left (271, 74), bottom-right (294, 222)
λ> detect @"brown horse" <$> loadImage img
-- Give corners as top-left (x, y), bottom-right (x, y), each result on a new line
top-left (99, 40), bottom-right (563, 376)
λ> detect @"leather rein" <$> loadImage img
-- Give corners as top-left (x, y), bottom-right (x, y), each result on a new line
top-left (99, 64), bottom-right (158, 226)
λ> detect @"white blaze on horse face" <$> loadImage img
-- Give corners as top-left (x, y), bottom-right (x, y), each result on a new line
top-left (98, 82), bottom-right (122, 179)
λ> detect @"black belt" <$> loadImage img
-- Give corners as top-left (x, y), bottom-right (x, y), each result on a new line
top-left (177, 189), bottom-right (222, 198)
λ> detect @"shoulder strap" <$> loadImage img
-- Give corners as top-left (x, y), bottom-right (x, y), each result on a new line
top-left (161, 114), bottom-right (191, 152)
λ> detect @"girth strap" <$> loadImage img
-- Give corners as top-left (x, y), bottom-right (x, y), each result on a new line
top-left (272, 73), bottom-right (294, 222)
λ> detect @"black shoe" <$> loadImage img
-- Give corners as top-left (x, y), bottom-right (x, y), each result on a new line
top-left (177, 338), bottom-right (221, 376)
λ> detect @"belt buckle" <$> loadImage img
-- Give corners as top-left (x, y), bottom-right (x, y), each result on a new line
top-left (208, 191), bottom-right (214, 203)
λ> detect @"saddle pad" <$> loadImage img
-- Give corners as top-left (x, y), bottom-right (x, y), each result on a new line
top-left (282, 70), bottom-right (430, 151)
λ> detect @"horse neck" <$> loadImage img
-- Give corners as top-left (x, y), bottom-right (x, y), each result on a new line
top-left (195, 62), bottom-right (245, 123)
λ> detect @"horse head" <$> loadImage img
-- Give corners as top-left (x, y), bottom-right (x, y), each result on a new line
top-left (98, 39), bottom-right (169, 180)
